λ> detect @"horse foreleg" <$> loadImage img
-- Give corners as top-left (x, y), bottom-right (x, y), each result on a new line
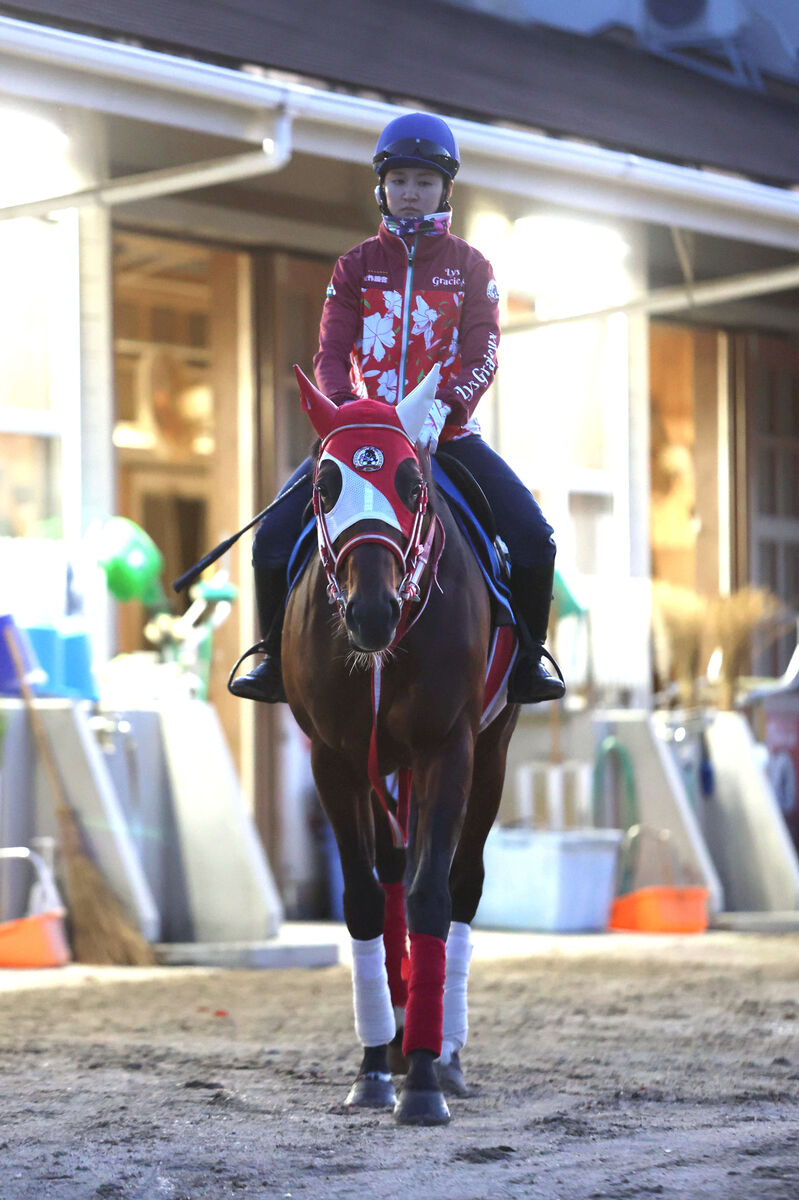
top-left (373, 794), bottom-right (409, 1073)
top-left (394, 722), bottom-right (475, 1126)
top-left (311, 741), bottom-right (395, 1109)
top-left (438, 705), bottom-right (519, 1097)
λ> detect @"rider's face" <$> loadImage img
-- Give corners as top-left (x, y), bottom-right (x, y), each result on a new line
top-left (383, 167), bottom-right (446, 218)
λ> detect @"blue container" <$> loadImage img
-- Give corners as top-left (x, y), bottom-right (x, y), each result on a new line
top-left (0, 614), bottom-right (47, 695)
top-left (62, 627), bottom-right (99, 701)
top-left (23, 623), bottom-right (98, 701)
top-left (23, 625), bottom-right (63, 695)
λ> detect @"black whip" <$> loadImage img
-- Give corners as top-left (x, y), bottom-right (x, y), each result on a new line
top-left (171, 470), bottom-right (312, 594)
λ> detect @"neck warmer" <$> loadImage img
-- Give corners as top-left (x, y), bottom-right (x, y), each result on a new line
top-left (382, 210), bottom-right (452, 240)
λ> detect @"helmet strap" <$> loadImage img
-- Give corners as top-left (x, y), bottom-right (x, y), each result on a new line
top-left (381, 210), bottom-right (453, 239)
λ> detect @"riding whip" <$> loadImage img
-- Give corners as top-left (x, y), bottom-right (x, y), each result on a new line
top-left (172, 470), bottom-right (312, 594)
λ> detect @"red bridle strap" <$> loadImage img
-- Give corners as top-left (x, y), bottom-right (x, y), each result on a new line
top-left (312, 427), bottom-right (445, 850)
top-left (367, 515), bottom-right (444, 848)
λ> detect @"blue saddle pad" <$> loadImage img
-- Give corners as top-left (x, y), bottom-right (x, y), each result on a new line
top-left (286, 460), bottom-right (514, 624)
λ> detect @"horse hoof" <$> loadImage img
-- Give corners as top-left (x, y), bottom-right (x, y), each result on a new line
top-left (394, 1087), bottom-right (451, 1126)
top-left (344, 1072), bottom-right (396, 1109)
top-left (436, 1051), bottom-right (469, 1097)
top-left (386, 1035), bottom-right (409, 1076)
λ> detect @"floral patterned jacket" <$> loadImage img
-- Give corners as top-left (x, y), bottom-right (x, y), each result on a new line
top-left (313, 222), bottom-right (500, 440)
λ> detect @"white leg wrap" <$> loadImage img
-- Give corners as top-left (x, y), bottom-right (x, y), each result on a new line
top-left (393, 1005), bottom-right (406, 1033)
top-left (440, 921), bottom-right (473, 1066)
top-left (351, 935), bottom-right (395, 1048)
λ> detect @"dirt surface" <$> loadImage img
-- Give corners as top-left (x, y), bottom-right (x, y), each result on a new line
top-left (1, 931), bottom-right (798, 1200)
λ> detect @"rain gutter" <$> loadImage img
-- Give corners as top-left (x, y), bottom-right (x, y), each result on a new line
top-left (505, 259), bottom-right (799, 331)
top-left (2, 14), bottom-right (799, 250)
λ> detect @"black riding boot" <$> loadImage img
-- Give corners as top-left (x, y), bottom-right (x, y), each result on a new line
top-left (228, 564), bottom-right (287, 703)
top-left (507, 563), bottom-right (566, 704)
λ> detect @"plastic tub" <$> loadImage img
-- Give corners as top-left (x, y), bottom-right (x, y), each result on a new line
top-left (609, 885), bottom-right (709, 934)
top-left (0, 846), bottom-right (71, 967)
top-left (0, 910), bottom-right (71, 968)
top-left (476, 826), bottom-right (623, 932)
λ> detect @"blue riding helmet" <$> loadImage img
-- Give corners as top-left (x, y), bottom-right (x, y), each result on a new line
top-left (373, 112), bottom-right (460, 182)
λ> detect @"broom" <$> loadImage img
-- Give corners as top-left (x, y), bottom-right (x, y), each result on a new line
top-left (3, 624), bottom-right (155, 965)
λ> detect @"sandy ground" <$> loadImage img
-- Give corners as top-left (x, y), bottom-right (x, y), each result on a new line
top-left (0, 929), bottom-right (798, 1200)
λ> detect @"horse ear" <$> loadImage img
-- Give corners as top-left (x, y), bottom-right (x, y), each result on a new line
top-left (395, 363), bottom-right (441, 443)
top-left (294, 365), bottom-right (338, 437)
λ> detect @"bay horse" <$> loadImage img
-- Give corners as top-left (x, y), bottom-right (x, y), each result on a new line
top-left (282, 364), bottom-right (519, 1126)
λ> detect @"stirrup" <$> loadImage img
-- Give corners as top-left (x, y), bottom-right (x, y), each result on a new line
top-left (537, 645), bottom-right (565, 685)
top-left (507, 643), bottom-right (565, 704)
top-left (227, 640), bottom-right (268, 694)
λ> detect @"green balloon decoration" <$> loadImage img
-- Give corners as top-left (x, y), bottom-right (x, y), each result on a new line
top-left (97, 517), bottom-right (167, 608)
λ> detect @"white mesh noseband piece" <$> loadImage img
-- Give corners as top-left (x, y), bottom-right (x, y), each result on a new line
top-left (319, 452), bottom-right (402, 543)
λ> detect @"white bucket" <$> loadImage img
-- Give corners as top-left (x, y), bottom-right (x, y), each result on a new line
top-left (475, 826), bottom-right (623, 933)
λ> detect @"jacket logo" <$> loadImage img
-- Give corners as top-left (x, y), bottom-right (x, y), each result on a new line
top-left (353, 446), bottom-right (384, 472)
top-left (486, 279), bottom-right (500, 303)
top-left (364, 273), bottom-right (389, 284)
top-left (453, 332), bottom-right (498, 403)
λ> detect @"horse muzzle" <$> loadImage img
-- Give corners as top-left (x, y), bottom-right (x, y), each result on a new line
top-left (344, 592), bottom-right (402, 652)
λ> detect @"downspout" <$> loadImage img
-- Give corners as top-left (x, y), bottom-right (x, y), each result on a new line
top-left (0, 107), bottom-right (293, 220)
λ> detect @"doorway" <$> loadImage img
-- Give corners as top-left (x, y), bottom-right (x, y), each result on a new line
top-left (112, 230), bottom-right (255, 772)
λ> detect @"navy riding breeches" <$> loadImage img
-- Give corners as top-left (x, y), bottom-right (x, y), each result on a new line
top-left (252, 436), bottom-right (555, 570)
top-left (437, 435), bottom-right (555, 568)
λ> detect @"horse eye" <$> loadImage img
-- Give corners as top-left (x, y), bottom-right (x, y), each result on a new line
top-left (405, 481), bottom-right (422, 510)
top-left (316, 464), bottom-right (341, 512)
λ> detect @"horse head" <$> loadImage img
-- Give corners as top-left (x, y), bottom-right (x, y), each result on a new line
top-left (294, 363), bottom-right (441, 655)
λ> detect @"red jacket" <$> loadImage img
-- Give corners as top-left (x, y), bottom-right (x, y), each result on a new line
top-left (313, 222), bottom-right (500, 438)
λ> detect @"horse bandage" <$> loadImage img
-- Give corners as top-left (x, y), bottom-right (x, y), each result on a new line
top-left (440, 920), bottom-right (473, 1066)
top-left (381, 881), bottom-right (409, 1008)
top-left (403, 932), bottom-right (446, 1057)
top-left (351, 935), bottom-right (396, 1048)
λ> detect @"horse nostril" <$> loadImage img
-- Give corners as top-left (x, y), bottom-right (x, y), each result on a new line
top-left (389, 596), bottom-right (401, 625)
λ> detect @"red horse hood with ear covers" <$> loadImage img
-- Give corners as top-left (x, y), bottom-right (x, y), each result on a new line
top-left (294, 363), bottom-right (441, 444)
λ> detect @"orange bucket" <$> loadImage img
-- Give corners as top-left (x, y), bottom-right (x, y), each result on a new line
top-left (609, 885), bottom-right (709, 934)
top-left (0, 910), bottom-right (71, 968)
top-left (0, 846), bottom-right (71, 967)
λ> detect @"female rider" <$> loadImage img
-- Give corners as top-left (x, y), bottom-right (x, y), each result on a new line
top-left (230, 111), bottom-right (564, 706)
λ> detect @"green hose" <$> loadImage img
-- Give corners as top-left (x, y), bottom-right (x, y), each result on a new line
top-left (592, 735), bottom-right (639, 894)
top-left (592, 735), bottom-right (638, 831)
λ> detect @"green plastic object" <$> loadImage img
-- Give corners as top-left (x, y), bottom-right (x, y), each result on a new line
top-left (194, 578), bottom-right (238, 604)
top-left (592, 735), bottom-right (638, 832)
top-left (96, 517), bottom-right (166, 607)
top-left (553, 569), bottom-right (585, 620)
top-left (592, 736), bottom-right (639, 895)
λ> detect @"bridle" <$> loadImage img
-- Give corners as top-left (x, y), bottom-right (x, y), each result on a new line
top-left (312, 421), bottom-right (444, 637)
top-left (311, 417), bottom-right (446, 849)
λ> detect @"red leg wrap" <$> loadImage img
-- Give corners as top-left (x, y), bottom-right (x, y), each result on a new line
top-left (402, 932), bottom-right (446, 1057)
top-left (381, 882), bottom-right (409, 1007)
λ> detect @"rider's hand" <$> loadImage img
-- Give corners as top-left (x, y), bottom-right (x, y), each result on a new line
top-left (417, 396), bottom-right (450, 453)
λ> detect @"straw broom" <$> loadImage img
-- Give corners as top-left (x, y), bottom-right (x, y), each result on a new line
top-left (3, 625), bottom-right (154, 965)
top-left (652, 582), bottom-right (707, 707)
top-left (708, 587), bottom-right (788, 710)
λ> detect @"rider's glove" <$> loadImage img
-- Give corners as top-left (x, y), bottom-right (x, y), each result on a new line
top-left (417, 396), bottom-right (450, 453)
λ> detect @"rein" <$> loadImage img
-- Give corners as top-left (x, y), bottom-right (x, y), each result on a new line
top-left (312, 426), bottom-right (446, 847)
